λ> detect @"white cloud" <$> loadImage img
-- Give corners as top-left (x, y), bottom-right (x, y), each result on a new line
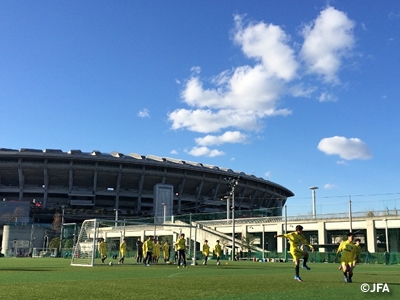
top-left (264, 171), bottom-right (271, 179)
top-left (168, 8), bottom-right (357, 157)
top-left (195, 131), bottom-right (247, 146)
top-left (323, 183), bottom-right (337, 189)
top-left (300, 6), bottom-right (355, 83)
top-left (233, 15), bottom-right (298, 81)
top-left (318, 92), bottom-right (337, 102)
top-left (170, 150), bottom-right (178, 155)
top-left (138, 108), bottom-right (150, 118)
top-left (187, 146), bottom-right (225, 157)
top-left (318, 136), bottom-right (372, 160)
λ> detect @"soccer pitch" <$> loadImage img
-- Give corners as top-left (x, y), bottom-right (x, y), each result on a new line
top-left (0, 258), bottom-right (398, 299)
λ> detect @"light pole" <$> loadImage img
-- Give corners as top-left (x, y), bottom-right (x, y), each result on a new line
top-left (59, 205), bottom-right (65, 256)
top-left (114, 208), bottom-right (119, 227)
top-left (349, 196), bottom-right (353, 232)
top-left (225, 176), bottom-right (240, 261)
top-left (384, 219), bottom-right (389, 253)
top-left (309, 187), bottom-right (318, 219)
top-left (162, 202), bottom-right (167, 223)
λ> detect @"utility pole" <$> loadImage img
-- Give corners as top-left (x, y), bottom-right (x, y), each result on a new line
top-left (225, 176), bottom-right (240, 261)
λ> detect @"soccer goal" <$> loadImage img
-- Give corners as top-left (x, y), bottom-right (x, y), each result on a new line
top-left (70, 218), bottom-right (198, 267)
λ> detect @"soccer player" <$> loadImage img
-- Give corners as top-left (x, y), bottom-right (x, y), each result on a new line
top-left (142, 236), bottom-right (154, 266)
top-left (118, 238), bottom-right (126, 264)
top-left (98, 238), bottom-right (107, 264)
top-left (175, 233), bottom-right (187, 268)
top-left (353, 238), bottom-right (361, 267)
top-left (274, 225), bottom-right (314, 282)
top-left (335, 232), bottom-right (356, 283)
top-left (153, 240), bottom-right (161, 264)
top-left (162, 240), bottom-right (170, 263)
top-left (136, 237), bottom-right (143, 264)
top-left (214, 240), bottom-right (222, 266)
top-left (202, 240), bottom-right (210, 265)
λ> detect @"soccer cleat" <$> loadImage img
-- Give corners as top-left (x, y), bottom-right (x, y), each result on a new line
top-left (294, 276), bottom-right (303, 282)
top-left (348, 277), bottom-right (352, 283)
top-left (344, 275), bottom-right (348, 282)
top-left (177, 266), bottom-right (180, 268)
top-left (146, 264), bottom-right (150, 267)
top-left (302, 265), bottom-right (311, 270)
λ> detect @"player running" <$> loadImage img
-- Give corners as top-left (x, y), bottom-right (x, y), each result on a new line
top-left (335, 232), bottom-right (356, 283)
top-left (274, 225), bottom-right (314, 282)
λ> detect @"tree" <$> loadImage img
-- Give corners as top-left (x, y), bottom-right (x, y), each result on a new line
top-left (49, 237), bottom-right (61, 250)
top-left (241, 234), bottom-right (257, 257)
top-left (52, 212), bottom-right (62, 233)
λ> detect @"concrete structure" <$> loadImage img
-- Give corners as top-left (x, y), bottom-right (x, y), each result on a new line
top-left (197, 211), bottom-right (400, 253)
top-left (0, 148), bottom-right (293, 223)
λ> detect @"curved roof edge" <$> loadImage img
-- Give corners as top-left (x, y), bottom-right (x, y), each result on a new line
top-left (0, 147), bottom-right (294, 197)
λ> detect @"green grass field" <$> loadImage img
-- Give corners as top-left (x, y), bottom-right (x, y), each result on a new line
top-left (0, 258), bottom-right (398, 299)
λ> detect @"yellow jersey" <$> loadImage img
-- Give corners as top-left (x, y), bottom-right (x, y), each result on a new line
top-left (214, 243), bottom-right (222, 256)
top-left (337, 240), bottom-right (356, 261)
top-left (175, 238), bottom-right (186, 250)
top-left (163, 243), bottom-right (170, 257)
top-left (120, 241), bottom-right (126, 256)
top-left (98, 241), bottom-right (107, 256)
top-left (143, 240), bottom-right (154, 253)
top-left (202, 243), bottom-right (210, 256)
top-left (353, 243), bottom-right (361, 262)
top-left (153, 243), bottom-right (161, 256)
top-left (277, 232), bottom-right (313, 252)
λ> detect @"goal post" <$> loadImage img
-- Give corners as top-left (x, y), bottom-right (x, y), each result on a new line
top-left (71, 219), bottom-right (101, 267)
top-left (70, 218), bottom-right (198, 267)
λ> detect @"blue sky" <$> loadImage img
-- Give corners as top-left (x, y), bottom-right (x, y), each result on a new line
top-left (1, 1), bottom-right (399, 216)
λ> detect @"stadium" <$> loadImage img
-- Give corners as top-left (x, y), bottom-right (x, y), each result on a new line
top-left (0, 147), bottom-right (294, 224)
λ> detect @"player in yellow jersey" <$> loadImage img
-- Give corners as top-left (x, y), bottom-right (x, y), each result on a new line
top-left (98, 238), bottom-right (108, 264)
top-left (353, 238), bottom-right (361, 268)
top-left (335, 232), bottom-right (356, 283)
top-left (152, 240), bottom-right (161, 264)
top-left (162, 240), bottom-right (170, 263)
top-left (275, 225), bottom-right (314, 282)
top-left (202, 240), bottom-right (210, 265)
top-left (118, 238), bottom-right (126, 264)
top-left (175, 233), bottom-right (187, 268)
top-left (214, 240), bottom-right (222, 266)
top-left (142, 236), bottom-right (154, 266)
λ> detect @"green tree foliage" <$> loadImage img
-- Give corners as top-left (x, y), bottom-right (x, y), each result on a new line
top-left (241, 234), bottom-right (257, 254)
top-left (49, 237), bottom-right (60, 250)
top-left (52, 212), bottom-right (62, 233)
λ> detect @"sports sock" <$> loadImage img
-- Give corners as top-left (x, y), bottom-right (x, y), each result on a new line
top-left (303, 256), bottom-right (308, 266)
top-left (295, 265), bottom-right (300, 277)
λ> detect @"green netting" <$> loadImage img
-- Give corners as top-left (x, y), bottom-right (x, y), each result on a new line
top-left (244, 251), bottom-right (400, 265)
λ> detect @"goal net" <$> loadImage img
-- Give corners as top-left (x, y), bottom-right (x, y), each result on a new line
top-left (70, 218), bottom-right (197, 267)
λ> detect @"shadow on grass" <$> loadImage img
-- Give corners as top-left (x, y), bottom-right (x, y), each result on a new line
top-left (1, 268), bottom-right (55, 272)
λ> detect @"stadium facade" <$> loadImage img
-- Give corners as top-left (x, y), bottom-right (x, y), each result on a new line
top-left (0, 148), bottom-right (294, 223)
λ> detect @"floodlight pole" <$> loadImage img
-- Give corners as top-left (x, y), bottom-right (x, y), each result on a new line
top-left (309, 187), bottom-right (318, 219)
top-left (225, 177), bottom-right (239, 261)
top-left (114, 208), bottom-right (119, 227)
top-left (349, 196), bottom-right (353, 232)
top-left (384, 219), bottom-right (389, 253)
top-left (284, 205), bottom-right (288, 262)
top-left (162, 203), bottom-right (167, 223)
top-left (59, 205), bottom-right (65, 257)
